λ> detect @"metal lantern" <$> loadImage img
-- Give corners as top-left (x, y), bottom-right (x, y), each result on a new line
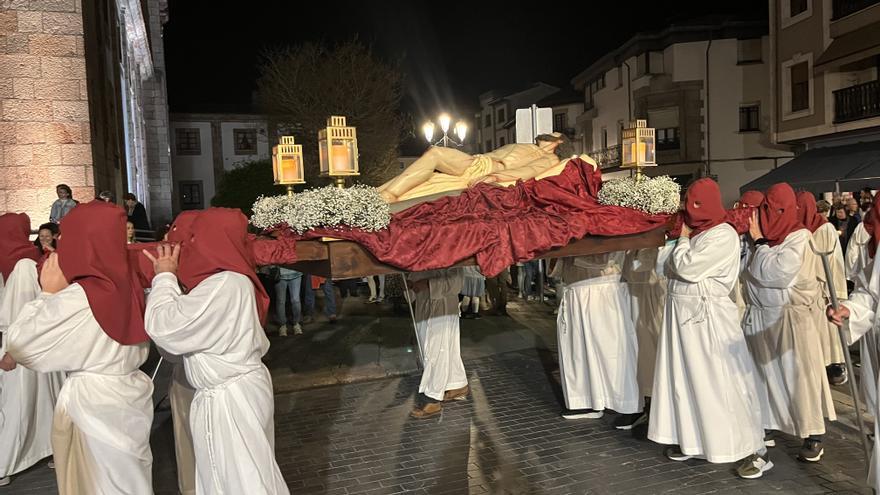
top-left (272, 136), bottom-right (304, 196)
top-left (318, 116), bottom-right (359, 188)
top-left (621, 119), bottom-right (656, 179)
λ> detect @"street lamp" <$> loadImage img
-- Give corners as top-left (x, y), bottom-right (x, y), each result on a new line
top-left (422, 113), bottom-right (467, 147)
top-left (272, 135), bottom-right (304, 196)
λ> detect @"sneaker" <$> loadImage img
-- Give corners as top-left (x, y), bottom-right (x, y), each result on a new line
top-left (461, 312), bottom-right (476, 319)
top-left (736, 453), bottom-right (774, 479)
top-left (827, 364), bottom-right (848, 386)
top-left (375, 297), bottom-right (384, 303)
top-left (798, 439), bottom-right (824, 462)
top-left (367, 297), bottom-right (376, 303)
top-left (665, 446), bottom-right (693, 462)
top-left (613, 412), bottom-right (647, 431)
top-left (0, 477), bottom-right (9, 486)
top-left (48, 460), bottom-right (55, 469)
top-left (328, 315), bottom-right (338, 324)
top-left (764, 437), bottom-right (776, 448)
top-left (302, 315), bottom-right (314, 324)
top-left (471, 312), bottom-right (482, 320)
top-left (561, 408), bottom-right (604, 420)
top-left (293, 324), bottom-right (303, 335)
top-left (278, 324), bottom-right (288, 337)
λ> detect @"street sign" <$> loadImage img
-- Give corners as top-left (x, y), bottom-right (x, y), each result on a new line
top-left (515, 106), bottom-right (553, 144)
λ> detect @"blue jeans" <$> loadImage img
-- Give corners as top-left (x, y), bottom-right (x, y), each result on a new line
top-left (274, 277), bottom-right (302, 325)
top-left (303, 276), bottom-right (336, 316)
top-left (521, 260), bottom-right (538, 297)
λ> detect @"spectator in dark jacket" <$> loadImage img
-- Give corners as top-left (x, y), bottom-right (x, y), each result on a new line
top-left (124, 193), bottom-right (151, 231)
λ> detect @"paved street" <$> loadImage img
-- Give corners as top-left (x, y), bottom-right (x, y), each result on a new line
top-left (1, 293), bottom-right (873, 494)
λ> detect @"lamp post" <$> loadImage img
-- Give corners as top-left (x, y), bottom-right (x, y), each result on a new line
top-left (620, 119), bottom-right (656, 180)
top-left (422, 113), bottom-right (467, 148)
top-left (319, 116), bottom-right (359, 188)
top-left (271, 135), bottom-right (305, 196)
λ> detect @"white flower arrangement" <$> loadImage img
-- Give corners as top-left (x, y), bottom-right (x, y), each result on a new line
top-left (251, 184), bottom-right (391, 234)
top-left (598, 175), bottom-right (681, 215)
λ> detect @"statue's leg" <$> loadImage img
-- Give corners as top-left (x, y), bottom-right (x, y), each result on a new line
top-left (379, 147), bottom-right (474, 201)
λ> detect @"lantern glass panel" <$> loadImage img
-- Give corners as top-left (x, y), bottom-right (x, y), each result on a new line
top-left (272, 151), bottom-right (280, 183)
top-left (279, 154), bottom-right (302, 182)
top-left (330, 138), bottom-right (356, 174)
top-left (622, 134), bottom-right (635, 167)
top-left (319, 138), bottom-right (329, 175)
top-left (640, 133), bottom-right (656, 165)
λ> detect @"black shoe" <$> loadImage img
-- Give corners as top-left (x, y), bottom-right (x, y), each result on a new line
top-left (613, 412), bottom-right (647, 430)
top-left (827, 364), bottom-right (847, 386)
top-left (461, 312), bottom-right (476, 319)
top-left (471, 312), bottom-right (482, 320)
top-left (798, 438), bottom-right (824, 462)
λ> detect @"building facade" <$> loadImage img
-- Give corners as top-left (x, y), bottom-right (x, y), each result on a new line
top-left (170, 112), bottom-right (270, 210)
top-left (572, 18), bottom-right (794, 205)
top-left (770, 0), bottom-right (879, 156)
top-left (0, 0), bottom-right (172, 226)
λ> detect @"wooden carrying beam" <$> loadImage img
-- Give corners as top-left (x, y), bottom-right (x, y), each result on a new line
top-left (286, 226), bottom-right (667, 280)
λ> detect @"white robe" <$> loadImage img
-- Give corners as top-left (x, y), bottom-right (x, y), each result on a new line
top-left (157, 348), bottom-right (197, 495)
top-left (624, 248), bottom-right (668, 398)
top-left (810, 222), bottom-right (848, 365)
top-left (0, 259), bottom-right (65, 479)
top-left (648, 224), bottom-right (764, 462)
top-left (742, 229), bottom-right (836, 438)
top-left (5, 283), bottom-right (153, 495)
top-left (145, 271), bottom-right (289, 495)
top-left (557, 252), bottom-right (641, 413)
top-left (843, 256), bottom-right (880, 488)
top-left (846, 222), bottom-right (878, 413)
top-left (408, 268), bottom-right (467, 401)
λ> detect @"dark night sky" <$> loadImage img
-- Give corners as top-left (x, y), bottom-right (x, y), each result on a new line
top-left (164, 0), bottom-right (768, 122)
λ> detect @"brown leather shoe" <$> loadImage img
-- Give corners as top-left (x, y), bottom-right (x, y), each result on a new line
top-left (410, 402), bottom-right (443, 419)
top-left (443, 385), bottom-right (469, 402)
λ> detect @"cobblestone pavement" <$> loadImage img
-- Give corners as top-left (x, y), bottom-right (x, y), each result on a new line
top-left (1, 298), bottom-right (873, 494)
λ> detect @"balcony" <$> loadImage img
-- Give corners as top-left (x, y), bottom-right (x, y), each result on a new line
top-left (833, 0), bottom-right (880, 19)
top-left (833, 80), bottom-right (880, 123)
top-left (589, 145), bottom-right (621, 170)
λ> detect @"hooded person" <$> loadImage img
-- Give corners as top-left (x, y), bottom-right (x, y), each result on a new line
top-left (0, 213), bottom-right (65, 488)
top-left (797, 192), bottom-right (849, 385)
top-left (731, 191), bottom-right (766, 318)
top-left (828, 192), bottom-right (880, 489)
top-left (4, 201), bottom-right (154, 494)
top-left (647, 179), bottom-right (769, 478)
top-left (742, 183), bottom-right (835, 463)
top-left (142, 207), bottom-right (288, 495)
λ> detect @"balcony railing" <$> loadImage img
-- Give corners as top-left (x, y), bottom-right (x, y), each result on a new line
top-left (833, 80), bottom-right (880, 123)
top-left (589, 145), bottom-right (621, 170)
top-left (832, 0), bottom-right (880, 19)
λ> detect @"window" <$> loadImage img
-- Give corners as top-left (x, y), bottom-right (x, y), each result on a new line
top-left (497, 108), bottom-right (506, 123)
top-left (179, 181), bottom-right (203, 210)
top-left (233, 128), bottom-right (257, 155)
top-left (790, 61), bottom-right (810, 112)
top-left (790, 0), bottom-right (808, 17)
top-left (636, 51), bottom-right (663, 77)
top-left (601, 127), bottom-right (608, 149)
top-left (485, 139), bottom-right (493, 152)
top-left (175, 128), bottom-right (200, 155)
top-left (737, 39), bottom-right (762, 64)
top-left (656, 128), bottom-right (680, 150)
top-left (499, 136), bottom-right (506, 146)
top-left (484, 114), bottom-right (492, 128)
top-left (553, 113), bottom-right (566, 132)
top-left (615, 67), bottom-right (623, 88)
top-left (739, 105), bottom-right (760, 131)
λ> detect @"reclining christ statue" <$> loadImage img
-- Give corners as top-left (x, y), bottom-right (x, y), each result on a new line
top-left (378, 132), bottom-right (590, 203)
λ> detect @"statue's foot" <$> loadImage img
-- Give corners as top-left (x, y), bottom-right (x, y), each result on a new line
top-left (380, 190), bottom-right (397, 203)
